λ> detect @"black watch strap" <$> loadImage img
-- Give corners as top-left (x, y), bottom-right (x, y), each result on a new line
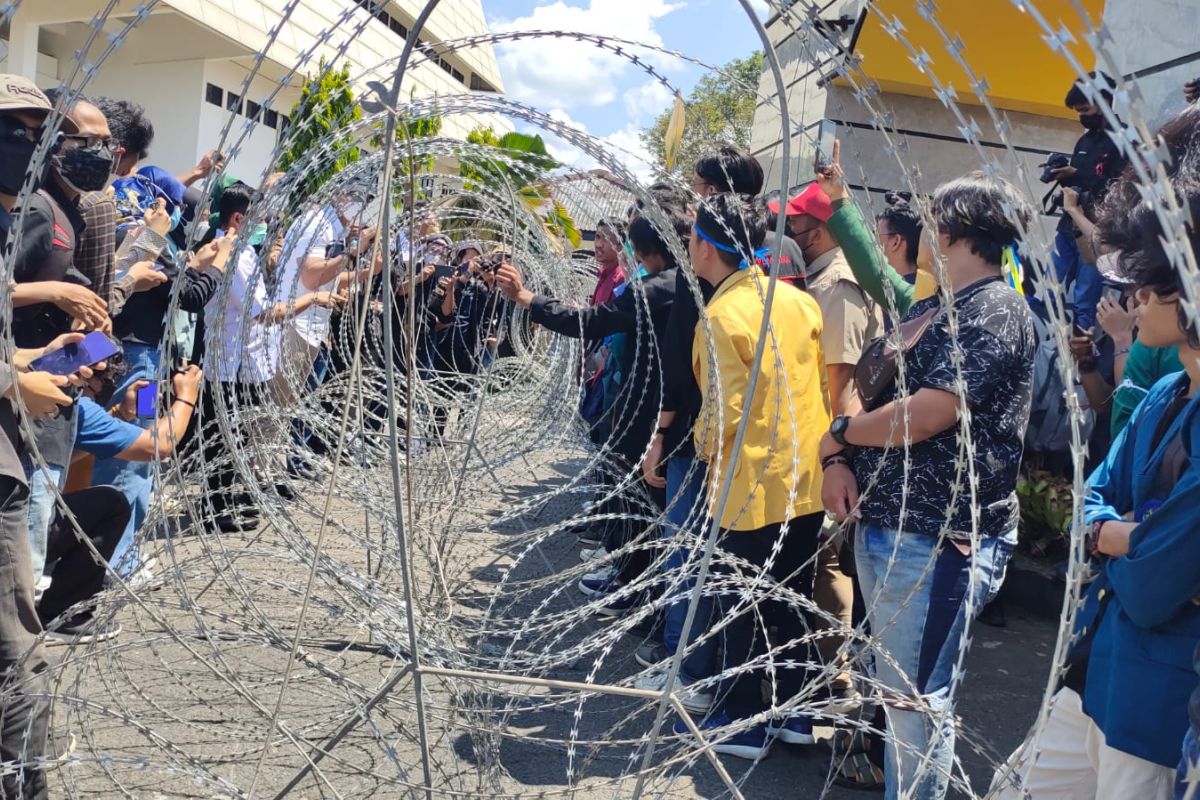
top-left (830, 415), bottom-right (850, 446)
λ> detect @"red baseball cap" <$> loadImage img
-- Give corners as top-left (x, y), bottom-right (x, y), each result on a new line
top-left (767, 183), bottom-right (833, 222)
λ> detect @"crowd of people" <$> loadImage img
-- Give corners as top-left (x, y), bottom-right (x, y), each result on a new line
top-left (0, 66), bottom-right (1195, 800)
top-left (489, 72), bottom-right (1200, 800)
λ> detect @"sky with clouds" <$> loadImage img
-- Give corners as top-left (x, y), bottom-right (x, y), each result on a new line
top-left (483, 0), bottom-right (765, 181)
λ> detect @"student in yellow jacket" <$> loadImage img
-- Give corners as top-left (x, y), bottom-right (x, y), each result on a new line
top-left (675, 192), bottom-right (831, 759)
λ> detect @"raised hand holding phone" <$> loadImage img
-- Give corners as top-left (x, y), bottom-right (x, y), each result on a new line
top-left (814, 137), bottom-right (847, 203)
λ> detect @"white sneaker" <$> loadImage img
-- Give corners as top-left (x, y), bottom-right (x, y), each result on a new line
top-left (633, 670), bottom-right (713, 713)
top-left (581, 565), bottom-right (616, 583)
top-left (579, 546), bottom-right (608, 563)
top-left (125, 564), bottom-right (163, 592)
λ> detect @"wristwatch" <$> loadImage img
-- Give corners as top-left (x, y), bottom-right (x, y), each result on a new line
top-left (829, 415), bottom-right (852, 447)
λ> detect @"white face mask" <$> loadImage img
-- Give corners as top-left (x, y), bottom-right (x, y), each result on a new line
top-left (340, 201), bottom-right (365, 222)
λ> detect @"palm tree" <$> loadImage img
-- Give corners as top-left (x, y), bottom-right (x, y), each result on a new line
top-left (456, 127), bottom-right (581, 252)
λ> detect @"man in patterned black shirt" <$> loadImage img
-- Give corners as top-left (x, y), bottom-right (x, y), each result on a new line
top-left (819, 173), bottom-right (1036, 800)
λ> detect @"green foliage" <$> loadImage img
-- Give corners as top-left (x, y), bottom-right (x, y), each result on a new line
top-left (457, 127), bottom-right (580, 250)
top-left (391, 112), bottom-right (444, 208)
top-left (1016, 469), bottom-right (1074, 558)
top-left (640, 52), bottom-right (763, 181)
top-left (460, 128), bottom-right (557, 191)
top-left (278, 59), bottom-right (364, 201)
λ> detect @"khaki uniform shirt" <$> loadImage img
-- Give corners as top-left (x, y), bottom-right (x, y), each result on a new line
top-left (804, 246), bottom-right (881, 366)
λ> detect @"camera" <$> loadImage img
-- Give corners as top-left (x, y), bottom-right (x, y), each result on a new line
top-left (1039, 152), bottom-right (1071, 184)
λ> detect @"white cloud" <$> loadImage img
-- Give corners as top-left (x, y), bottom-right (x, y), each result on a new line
top-left (623, 80), bottom-right (674, 127)
top-left (526, 108), bottom-right (656, 184)
top-left (490, 0), bottom-right (681, 111)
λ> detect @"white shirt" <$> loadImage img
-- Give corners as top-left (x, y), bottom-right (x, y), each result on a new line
top-left (276, 204), bottom-right (344, 349)
top-left (203, 245), bottom-right (278, 383)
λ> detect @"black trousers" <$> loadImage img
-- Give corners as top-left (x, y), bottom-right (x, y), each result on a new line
top-left (0, 476), bottom-right (48, 799)
top-left (38, 486), bottom-right (126, 624)
top-left (592, 451), bottom-right (665, 588)
top-left (201, 381), bottom-right (265, 514)
top-left (713, 512), bottom-right (823, 720)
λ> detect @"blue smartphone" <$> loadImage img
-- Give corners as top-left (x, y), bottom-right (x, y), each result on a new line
top-left (136, 381), bottom-right (157, 419)
top-left (29, 332), bottom-right (120, 376)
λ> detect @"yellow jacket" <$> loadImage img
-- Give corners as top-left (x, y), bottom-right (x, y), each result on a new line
top-left (692, 269), bottom-right (830, 531)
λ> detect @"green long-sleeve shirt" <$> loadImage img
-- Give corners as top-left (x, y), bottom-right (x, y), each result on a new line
top-left (826, 197), bottom-right (916, 317)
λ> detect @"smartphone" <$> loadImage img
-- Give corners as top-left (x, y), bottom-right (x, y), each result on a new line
top-left (813, 119), bottom-right (837, 172)
top-left (432, 264), bottom-right (456, 283)
top-left (29, 332), bottom-right (120, 376)
top-left (136, 381), bottom-right (157, 419)
top-left (1101, 284), bottom-right (1131, 310)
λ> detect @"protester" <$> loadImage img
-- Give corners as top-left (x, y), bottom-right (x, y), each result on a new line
top-left (590, 218), bottom-right (626, 306)
top-left (91, 166), bottom-right (224, 576)
top-left (638, 147), bottom-right (765, 703)
top-left (992, 100), bottom-right (1200, 800)
top-left (821, 170), bottom-right (1035, 799)
top-left (6, 89), bottom-right (114, 593)
top-left (771, 175), bottom-right (880, 713)
top-left (1050, 71), bottom-right (1127, 331)
top-left (497, 207), bottom-right (686, 615)
top-left (275, 186), bottom-right (378, 474)
top-left (669, 192), bottom-right (829, 759)
top-left (429, 250), bottom-right (508, 439)
top-left (202, 184), bottom-right (348, 529)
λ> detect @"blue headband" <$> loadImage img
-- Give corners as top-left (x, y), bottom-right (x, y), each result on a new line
top-left (693, 224), bottom-right (769, 270)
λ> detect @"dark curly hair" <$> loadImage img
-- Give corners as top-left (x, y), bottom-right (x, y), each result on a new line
top-left (94, 96), bottom-right (155, 160)
top-left (1097, 103), bottom-right (1200, 347)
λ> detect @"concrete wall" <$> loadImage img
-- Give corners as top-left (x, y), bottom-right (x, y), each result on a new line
top-left (1100, 0), bottom-right (1199, 128)
top-left (77, 57), bottom-right (209, 178)
top-left (201, 60), bottom-right (300, 187)
top-left (751, 0), bottom-right (1199, 241)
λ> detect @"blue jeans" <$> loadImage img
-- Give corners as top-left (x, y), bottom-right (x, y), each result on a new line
top-left (1177, 728), bottom-right (1200, 800)
top-left (660, 455), bottom-right (710, 663)
top-left (1052, 230), bottom-right (1102, 330)
top-left (21, 460), bottom-right (66, 582)
top-left (856, 523), bottom-right (1015, 800)
top-left (91, 341), bottom-right (160, 574)
top-left (290, 344), bottom-right (330, 457)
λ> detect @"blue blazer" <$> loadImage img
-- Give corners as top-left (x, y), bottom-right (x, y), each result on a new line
top-left (1077, 371), bottom-right (1200, 767)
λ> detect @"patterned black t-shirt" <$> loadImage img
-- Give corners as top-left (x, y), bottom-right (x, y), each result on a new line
top-left (852, 277), bottom-right (1036, 539)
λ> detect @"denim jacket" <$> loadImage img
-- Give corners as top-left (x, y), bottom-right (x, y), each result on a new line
top-left (1078, 370), bottom-right (1200, 766)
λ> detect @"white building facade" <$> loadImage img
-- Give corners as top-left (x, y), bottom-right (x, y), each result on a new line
top-left (3, 0), bottom-right (507, 183)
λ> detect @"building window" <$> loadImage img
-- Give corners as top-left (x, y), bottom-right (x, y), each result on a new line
top-left (246, 100), bottom-right (261, 122)
top-left (279, 115), bottom-right (291, 138)
top-left (470, 74), bottom-right (496, 92)
top-left (226, 92), bottom-right (242, 115)
top-left (205, 83), bottom-right (223, 106)
top-left (438, 58), bottom-right (452, 75)
top-left (389, 17), bottom-right (407, 38)
top-left (451, 67), bottom-right (464, 83)
top-left (264, 108), bottom-right (279, 129)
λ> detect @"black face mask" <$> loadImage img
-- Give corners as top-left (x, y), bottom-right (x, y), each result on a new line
top-left (52, 145), bottom-right (113, 193)
top-left (1079, 112), bottom-right (1106, 131)
top-left (0, 137), bottom-right (36, 195)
